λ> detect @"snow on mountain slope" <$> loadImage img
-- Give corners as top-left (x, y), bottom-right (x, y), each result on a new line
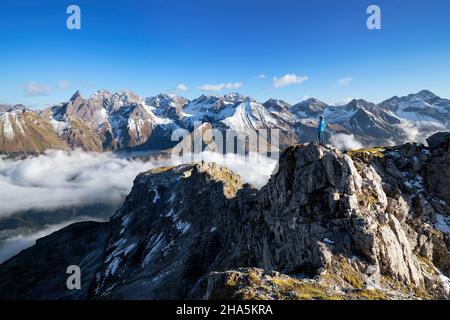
top-left (263, 99), bottom-right (295, 122)
top-left (290, 98), bottom-right (329, 119)
top-left (182, 94), bottom-right (244, 123)
top-left (221, 98), bottom-right (286, 132)
top-left (145, 94), bottom-right (189, 121)
top-left (44, 90), bottom-right (176, 151)
top-left (289, 98), bottom-right (407, 145)
top-left (2, 89), bottom-right (449, 154)
top-left (0, 109), bottom-right (67, 153)
top-left (379, 90), bottom-right (450, 130)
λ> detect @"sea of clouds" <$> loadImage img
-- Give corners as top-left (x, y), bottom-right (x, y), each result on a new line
top-left (330, 133), bottom-right (363, 150)
top-left (0, 149), bottom-right (278, 261)
top-left (0, 150), bottom-right (277, 217)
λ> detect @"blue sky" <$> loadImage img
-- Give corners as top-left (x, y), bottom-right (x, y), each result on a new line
top-left (1, 0), bottom-right (449, 108)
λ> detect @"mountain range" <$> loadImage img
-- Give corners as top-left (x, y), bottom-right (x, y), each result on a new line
top-left (1, 90), bottom-right (449, 154)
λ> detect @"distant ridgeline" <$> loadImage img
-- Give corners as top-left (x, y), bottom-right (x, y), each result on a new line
top-left (1, 89), bottom-right (449, 154)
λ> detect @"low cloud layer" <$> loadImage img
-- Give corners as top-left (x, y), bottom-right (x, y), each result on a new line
top-left (172, 151), bottom-right (278, 188)
top-left (0, 150), bottom-right (278, 261)
top-left (0, 150), bottom-right (151, 217)
top-left (0, 150), bottom-right (277, 217)
top-left (330, 133), bottom-right (363, 151)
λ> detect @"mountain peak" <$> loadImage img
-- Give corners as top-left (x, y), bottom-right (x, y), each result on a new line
top-left (305, 97), bottom-right (324, 104)
top-left (224, 92), bottom-right (246, 103)
top-left (70, 90), bottom-right (83, 101)
top-left (346, 98), bottom-right (373, 108)
top-left (92, 89), bottom-right (112, 98)
top-left (264, 98), bottom-right (291, 105)
top-left (8, 104), bottom-right (29, 113)
top-left (413, 89), bottom-right (439, 100)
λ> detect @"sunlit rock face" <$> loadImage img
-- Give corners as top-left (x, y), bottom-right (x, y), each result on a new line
top-left (0, 132), bottom-right (449, 300)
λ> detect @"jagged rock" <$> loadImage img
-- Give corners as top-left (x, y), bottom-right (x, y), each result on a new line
top-left (427, 132), bottom-right (450, 150)
top-left (89, 162), bottom-right (245, 299)
top-left (1, 135), bottom-right (449, 300)
top-left (425, 132), bottom-right (450, 202)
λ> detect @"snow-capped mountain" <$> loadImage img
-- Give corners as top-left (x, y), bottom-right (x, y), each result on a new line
top-left (0, 107), bottom-right (67, 153)
top-left (145, 94), bottom-right (189, 121)
top-left (181, 94), bottom-right (244, 123)
top-left (290, 98), bottom-right (329, 118)
top-left (222, 98), bottom-right (287, 132)
top-left (42, 90), bottom-right (178, 151)
top-left (288, 98), bottom-right (404, 145)
top-left (263, 99), bottom-right (295, 123)
top-left (378, 90), bottom-right (450, 132)
top-left (1, 89), bottom-right (449, 154)
top-left (219, 98), bottom-right (298, 149)
top-left (326, 99), bottom-right (404, 145)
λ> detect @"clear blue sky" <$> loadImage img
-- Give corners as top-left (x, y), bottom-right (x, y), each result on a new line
top-left (1, 0), bottom-right (449, 108)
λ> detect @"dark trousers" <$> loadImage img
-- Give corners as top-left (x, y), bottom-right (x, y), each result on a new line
top-left (318, 131), bottom-right (324, 145)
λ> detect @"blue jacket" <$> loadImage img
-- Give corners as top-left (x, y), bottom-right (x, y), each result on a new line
top-left (318, 119), bottom-right (325, 132)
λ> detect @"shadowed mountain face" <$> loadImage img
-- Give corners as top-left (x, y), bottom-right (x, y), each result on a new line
top-left (1, 90), bottom-right (449, 154)
top-left (0, 222), bottom-right (109, 300)
top-left (0, 203), bottom-right (118, 264)
top-left (1, 132), bottom-right (449, 300)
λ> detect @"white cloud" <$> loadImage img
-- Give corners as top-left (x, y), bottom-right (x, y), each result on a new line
top-left (197, 82), bottom-right (243, 92)
top-left (256, 74), bottom-right (266, 79)
top-left (337, 77), bottom-right (353, 86)
top-left (333, 97), bottom-right (353, 106)
top-left (330, 133), bottom-right (363, 151)
top-left (0, 150), bottom-right (150, 216)
top-left (176, 83), bottom-right (188, 92)
top-left (0, 150), bottom-right (278, 261)
top-left (398, 121), bottom-right (420, 143)
top-left (272, 74), bottom-right (308, 88)
top-left (58, 80), bottom-right (70, 89)
top-left (226, 82), bottom-right (242, 90)
top-left (0, 149), bottom-right (276, 217)
top-left (23, 82), bottom-right (51, 97)
top-left (172, 151), bottom-right (277, 189)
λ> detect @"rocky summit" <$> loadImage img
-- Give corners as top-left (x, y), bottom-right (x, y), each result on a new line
top-left (0, 132), bottom-right (449, 300)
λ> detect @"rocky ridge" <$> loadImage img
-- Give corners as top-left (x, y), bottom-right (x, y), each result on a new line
top-left (0, 132), bottom-right (449, 300)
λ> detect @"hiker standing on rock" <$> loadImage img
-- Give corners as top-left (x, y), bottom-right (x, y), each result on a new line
top-left (318, 116), bottom-right (325, 146)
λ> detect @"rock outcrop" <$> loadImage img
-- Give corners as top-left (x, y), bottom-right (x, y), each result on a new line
top-left (0, 133), bottom-right (449, 300)
top-left (425, 132), bottom-right (450, 202)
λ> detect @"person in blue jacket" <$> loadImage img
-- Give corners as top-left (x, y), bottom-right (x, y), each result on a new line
top-left (318, 116), bottom-right (325, 145)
